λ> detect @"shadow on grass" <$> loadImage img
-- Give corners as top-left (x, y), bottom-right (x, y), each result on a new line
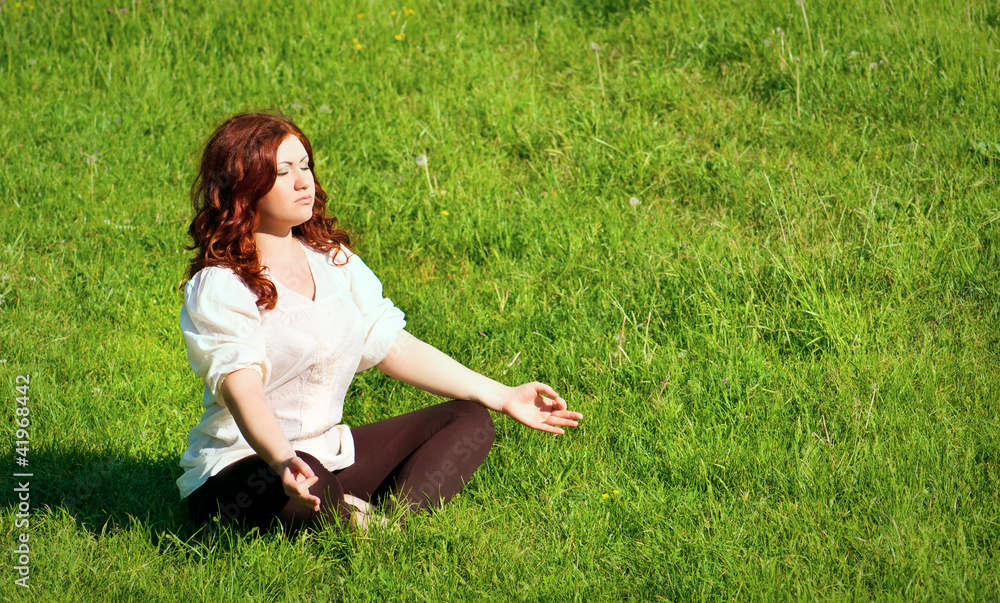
top-left (0, 448), bottom-right (198, 541)
top-left (0, 448), bottom-right (359, 562)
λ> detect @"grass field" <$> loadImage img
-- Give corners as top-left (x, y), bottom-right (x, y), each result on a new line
top-left (2, 0), bottom-right (999, 600)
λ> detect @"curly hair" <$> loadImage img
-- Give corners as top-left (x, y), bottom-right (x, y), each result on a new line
top-left (187, 112), bottom-right (351, 310)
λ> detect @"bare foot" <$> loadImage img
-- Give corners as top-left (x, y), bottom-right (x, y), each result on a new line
top-left (342, 494), bottom-right (371, 514)
top-left (342, 494), bottom-right (393, 532)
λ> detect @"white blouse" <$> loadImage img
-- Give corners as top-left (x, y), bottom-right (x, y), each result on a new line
top-left (176, 242), bottom-right (406, 499)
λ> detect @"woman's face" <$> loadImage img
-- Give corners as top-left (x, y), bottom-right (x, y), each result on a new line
top-left (255, 135), bottom-right (315, 235)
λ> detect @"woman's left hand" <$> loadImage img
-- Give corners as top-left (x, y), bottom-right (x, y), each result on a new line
top-left (500, 382), bottom-right (583, 434)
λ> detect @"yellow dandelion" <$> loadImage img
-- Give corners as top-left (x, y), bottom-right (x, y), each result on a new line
top-left (356, 13), bottom-right (364, 18)
top-left (440, 210), bottom-right (449, 216)
top-left (601, 493), bottom-right (609, 499)
top-left (394, 33), bottom-right (405, 41)
top-left (354, 44), bottom-right (363, 50)
top-left (391, 10), bottom-right (397, 16)
top-left (613, 490), bottom-right (620, 495)
top-left (352, 38), bottom-right (359, 44)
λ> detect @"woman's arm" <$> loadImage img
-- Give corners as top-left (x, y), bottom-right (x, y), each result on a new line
top-left (376, 330), bottom-right (583, 434)
top-left (220, 368), bottom-right (321, 510)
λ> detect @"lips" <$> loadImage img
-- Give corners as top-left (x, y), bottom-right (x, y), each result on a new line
top-left (295, 195), bottom-right (314, 204)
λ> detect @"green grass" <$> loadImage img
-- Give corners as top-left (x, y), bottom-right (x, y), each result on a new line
top-left (2, 0), bottom-right (999, 599)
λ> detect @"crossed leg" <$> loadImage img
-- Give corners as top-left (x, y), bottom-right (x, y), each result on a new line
top-left (188, 399), bottom-right (495, 533)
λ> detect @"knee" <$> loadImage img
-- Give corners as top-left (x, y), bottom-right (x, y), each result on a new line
top-left (284, 451), bottom-right (351, 528)
top-left (293, 451), bottom-right (343, 501)
top-left (451, 400), bottom-right (495, 443)
top-left (294, 451), bottom-right (327, 477)
top-left (475, 405), bottom-right (495, 446)
top-left (450, 401), bottom-right (495, 460)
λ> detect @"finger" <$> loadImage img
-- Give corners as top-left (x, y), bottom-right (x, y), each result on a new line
top-left (533, 382), bottom-right (563, 403)
top-left (544, 415), bottom-right (579, 427)
top-left (536, 392), bottom-right (569, 412)
top-left (531, 421), bottom-right (566, 435)
top-left (548, 396), bottom-right (568, 411)
top-left (552, 410), bottom-right (584, 421)
top-left (288, 485), bottom-right (321, 510)
top-left (535, 406), bottom-right (580, 419)
top-left (290, 457), bottom-right (317, 479)
top-left (289, 475), bottom-right (318, 494)
top-left (302, 494), bottom-right (321, 511)
top-left (298, 485), bottom-right (321, 510)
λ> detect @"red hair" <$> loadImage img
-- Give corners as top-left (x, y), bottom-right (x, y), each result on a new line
top-left (187, 112), bottom-right (351, 310)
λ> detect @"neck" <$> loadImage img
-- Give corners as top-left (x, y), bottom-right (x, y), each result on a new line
top-left (253, 229), bottom-right (299, 266)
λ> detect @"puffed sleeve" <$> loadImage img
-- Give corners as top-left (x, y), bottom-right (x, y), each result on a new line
top-left (339, 249), bottom-right (407, 372)
top-left (180, 267), bottom-right (271, 397)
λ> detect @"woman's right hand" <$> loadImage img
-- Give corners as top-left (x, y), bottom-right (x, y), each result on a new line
top-left (220, 370), bottom-right (322, 511)
top-left (277, 456), bottom-right (321, 511)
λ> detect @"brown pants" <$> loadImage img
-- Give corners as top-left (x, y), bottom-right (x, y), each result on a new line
top-left (187, 399), bottom-right (495, 533)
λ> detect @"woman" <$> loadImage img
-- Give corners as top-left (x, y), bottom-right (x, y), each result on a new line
top-left (177, 112), bottom-right (582, 533)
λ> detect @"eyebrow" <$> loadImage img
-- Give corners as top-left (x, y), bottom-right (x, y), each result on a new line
top-left (277, 155), bottom-right (310, 166)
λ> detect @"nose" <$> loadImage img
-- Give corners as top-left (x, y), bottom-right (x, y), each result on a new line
top-left (294, 166), bottom-right (313, 189)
